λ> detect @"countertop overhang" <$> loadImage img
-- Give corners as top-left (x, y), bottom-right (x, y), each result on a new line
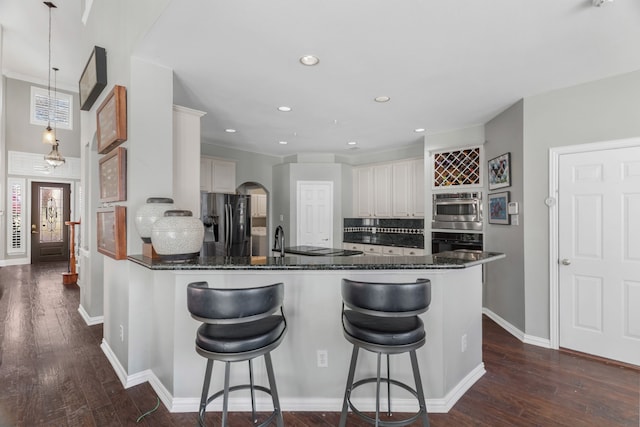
top-left (128, 251), bottom-right (505, 271)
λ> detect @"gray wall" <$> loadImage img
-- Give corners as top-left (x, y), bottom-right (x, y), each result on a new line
top-left (4, 77), bottom-right (81, 157)
top-left (522, 69), bottom-right (640, 339)
top-left (201, 142), bottom-right (281, 194)
top-left (272, 162), bottom-right (346, 248)
top-left (484, 100), bottom-right (525, 331)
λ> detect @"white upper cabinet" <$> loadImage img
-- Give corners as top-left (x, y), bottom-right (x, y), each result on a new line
top-left (353, 158), bottom-right (425, 218)
top-left (373, 164), bottom-right (392, 217)
top-left (251, 194), bottom-right (267, 217)
top-left (392, 161), bottom-right (412, 217)
top-left (200, 156), bottom-right (236, 193)
top-left (354, 166), bottom-right (374, 217)
top-left (411, 158), bottom-right (425, 217)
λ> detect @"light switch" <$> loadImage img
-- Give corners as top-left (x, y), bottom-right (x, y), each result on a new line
top-left (508, 202), bottom-right (519, 215)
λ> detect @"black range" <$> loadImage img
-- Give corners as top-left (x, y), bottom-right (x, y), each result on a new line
top-left (284, 245), bottom-right (363, 256)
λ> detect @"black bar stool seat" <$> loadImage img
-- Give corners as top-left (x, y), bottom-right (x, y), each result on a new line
top-left (187, 281), bottom-right (286, 427)
top-left (339, 278), bottom-right (431, 427)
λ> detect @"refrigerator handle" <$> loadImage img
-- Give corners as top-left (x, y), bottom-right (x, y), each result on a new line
top-left (225, 203), bottom-right (230, 254)
top-left (228, 203), bottom-right (234, 251)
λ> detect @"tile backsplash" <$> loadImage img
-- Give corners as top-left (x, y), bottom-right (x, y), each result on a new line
top-left (343, 218), bottom-right (424, 249)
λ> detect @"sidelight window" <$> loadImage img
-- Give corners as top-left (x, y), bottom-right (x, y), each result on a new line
top-left (7, 178), bottom-right (26, 254)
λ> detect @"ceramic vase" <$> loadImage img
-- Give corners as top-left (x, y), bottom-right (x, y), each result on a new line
top-left (134, 197), bottom-right (175, 243)
top-left (151, 210), bottom-right (204, 261)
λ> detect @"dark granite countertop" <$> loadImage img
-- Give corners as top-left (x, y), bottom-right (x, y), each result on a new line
top-left (128, 251), bottom-right (505, 271)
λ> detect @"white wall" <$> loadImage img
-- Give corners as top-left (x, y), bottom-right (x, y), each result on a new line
top-left (523, 69), bottom-right (640, 339)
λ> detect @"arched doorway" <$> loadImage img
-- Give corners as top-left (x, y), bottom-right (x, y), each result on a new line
top-left (236, 182), bottom-right (269, 256)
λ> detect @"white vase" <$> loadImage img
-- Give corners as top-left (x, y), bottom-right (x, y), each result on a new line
top-left (134, 197), bottom-right (175, 243)
top-left (151, 210), bottom-right (204, 261)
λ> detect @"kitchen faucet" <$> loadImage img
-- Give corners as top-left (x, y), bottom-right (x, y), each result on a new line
top-left (274, 225), bottom-right (285, 257)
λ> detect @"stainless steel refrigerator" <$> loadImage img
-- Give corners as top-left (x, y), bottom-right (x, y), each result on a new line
top-left (200, 192), bottom-right (251, 257)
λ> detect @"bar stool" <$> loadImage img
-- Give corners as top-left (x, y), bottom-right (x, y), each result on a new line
top-left (339, 278), bottom-right (431, 427)
top-left (187, 281), bottom-right (287, 427)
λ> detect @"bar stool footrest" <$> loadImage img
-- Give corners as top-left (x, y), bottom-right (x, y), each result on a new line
top-left (206, 384), bottom-right (279, 427)
top-left (346, 377), bottom-right (425, 427)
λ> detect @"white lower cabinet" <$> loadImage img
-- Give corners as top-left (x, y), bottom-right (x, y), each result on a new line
top-left (343, 243), bottom-right (424, 256)
top-left (362, 244), bottom-right (383, 256)
top-left (402, 247), bottom-right (425, 256)
top-left (381, 246), bottom-right (403, 256)
top-left (343, 243), bottom-right (364, 251)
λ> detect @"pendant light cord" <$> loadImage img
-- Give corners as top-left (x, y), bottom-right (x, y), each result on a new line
top-left (47, 4), bottom-right (52, 127)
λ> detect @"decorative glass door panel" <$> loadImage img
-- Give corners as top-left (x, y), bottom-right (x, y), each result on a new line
top-left (39, 186), bottom-right (63, 243)
top-left (31, 182), bottom-right (70, 263)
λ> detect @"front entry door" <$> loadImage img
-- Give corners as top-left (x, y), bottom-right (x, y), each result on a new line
top-left (558, 145), bottom-right (640, 365)
top-left (31, 182), bottom-right (71, 263)
top-left (297, 181), bottom-right (333, 247)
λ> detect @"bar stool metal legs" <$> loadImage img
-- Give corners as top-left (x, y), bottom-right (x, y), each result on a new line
top-left (339, 347), bottom-right (430, 427)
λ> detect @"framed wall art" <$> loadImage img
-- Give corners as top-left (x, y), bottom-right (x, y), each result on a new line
top-left (97, 206), bottom-right (127, 260)
top-left (98, 147), bottom-right (126, 202)
top-left (488, 191), bottom-right (510, 225)
top-left (97, 85), bottom-right (127, 154)
top-left (79, 46), bottom-right (107, 111)
top-left (488, 152), bottom-right (511, 190)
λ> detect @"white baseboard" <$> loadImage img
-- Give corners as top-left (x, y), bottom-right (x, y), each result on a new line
top-left (482, 308), bottom-right (551, 349)
top-left (100, 337), bottom-right (484, 414)
top-left (78, 305), bottom-right (104, 326)
top-left (523, 334), bottom-right (552, 349)
top-left (0, 257), bottom-right (29, 266)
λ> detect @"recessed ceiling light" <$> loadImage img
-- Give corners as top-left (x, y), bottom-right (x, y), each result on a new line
top-left (225, 129), bottom-right (237, 133)
top-left (374, 96), bottom-right (390, 103)
top-left (299, 55), bottom-right (320, 66)
top-left (414, 128), bottom-right (426, 133)
top-left (347, 141), bottom-right (357, 145)
top-left (279, 141), bottom-right (288, 145)
top-left (278, 106), bottom-right (292, 112)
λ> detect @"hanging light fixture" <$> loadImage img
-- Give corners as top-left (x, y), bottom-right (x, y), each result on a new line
top-left (42, 1), bottom-right (57, 145)
top-left (45, 67), bottom-right (65, 167)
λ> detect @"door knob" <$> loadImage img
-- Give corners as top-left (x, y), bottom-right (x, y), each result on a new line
top-left (561, 259), bottom-right (571, 266)
top-left (31, 224), bottom-right (38, 234)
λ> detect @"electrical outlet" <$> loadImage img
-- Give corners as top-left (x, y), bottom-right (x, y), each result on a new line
top-left (119, 325), bottom-right (124, 342)
top-left (461, 334), bottom-right (467, 353)
top-left (317, 350), bottom-right (328, 368)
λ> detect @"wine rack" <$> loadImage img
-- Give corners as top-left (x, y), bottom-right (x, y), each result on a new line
top-left (433, 147), bottom-right (481, 187)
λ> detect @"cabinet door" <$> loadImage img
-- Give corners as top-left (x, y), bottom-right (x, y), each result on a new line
top-left (354, 167), bottom-right (374, 217)
top-left (211, 159), bottom-right (236, 193)
top-left (200, 158), bottom-right (213, 192)
top-left (382, 246), bottom-right (403, 256)
top-left (411, 158), bottom-right (425, 217)
top-left (257, 195), bottom-right (267, 217)
top-left (392, 161), bottom-right (411, 217)
top-left (373, 164), bottom-right (392, 217)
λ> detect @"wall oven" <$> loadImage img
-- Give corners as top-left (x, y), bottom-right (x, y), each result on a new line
top-left (432, 192), bottom-right (482, 231)
top-left (431, 231), bottom-right (483, 254)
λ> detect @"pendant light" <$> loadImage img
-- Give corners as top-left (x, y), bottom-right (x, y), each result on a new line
top-left (44, 67), bottom-right (65, 167)
top-left (42, 1), bottom-right (57, 145)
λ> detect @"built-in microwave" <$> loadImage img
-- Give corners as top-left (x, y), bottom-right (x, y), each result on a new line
top-left (432, 192), bottom-right (483, 231)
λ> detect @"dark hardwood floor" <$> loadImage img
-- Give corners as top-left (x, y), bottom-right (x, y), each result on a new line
top-left (0, 262), bottom-right (638, 426)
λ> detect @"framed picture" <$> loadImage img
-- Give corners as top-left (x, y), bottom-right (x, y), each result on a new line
top-left (488, 152), bottom-right (511, 190)
top-left (99, 147), bottom-right (126, 202)
top-left (79, 46), bottom-right (107, 111)
top-left (97, 85), bottom-right (127, 154)
top-left (97, 206), bottom-right (127, 260)
top-left (488, 191), bottom-right (510, 225)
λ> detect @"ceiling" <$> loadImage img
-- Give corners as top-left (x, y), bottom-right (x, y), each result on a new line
top-left (2, 0), bottom-right (640, 156)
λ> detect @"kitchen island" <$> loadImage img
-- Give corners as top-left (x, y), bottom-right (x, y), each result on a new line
top-left (103, 252), bottom-right (504, 415)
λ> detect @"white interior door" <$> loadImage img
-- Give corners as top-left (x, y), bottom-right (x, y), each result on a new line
top-left (559, 145), bottom-right (640, 365)
top-left (297, 181), bottom-right (333, 247)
